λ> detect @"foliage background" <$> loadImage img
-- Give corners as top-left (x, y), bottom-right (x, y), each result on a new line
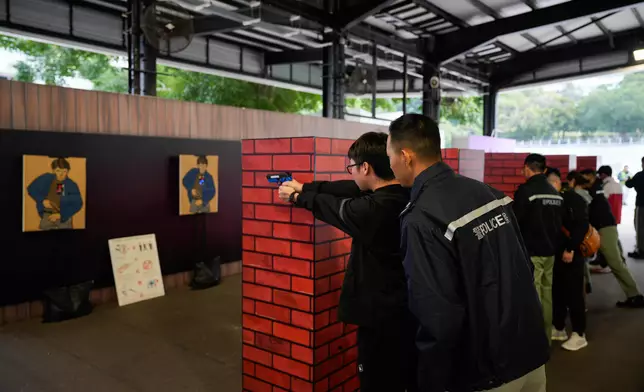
top-left (4, 34), bottom-right (644, 142)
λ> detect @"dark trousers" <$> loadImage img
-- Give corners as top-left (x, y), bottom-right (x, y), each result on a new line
top-left (553, 256), bottom-right (586, 335)
top-left (357, 314), bottom-right (418, 392)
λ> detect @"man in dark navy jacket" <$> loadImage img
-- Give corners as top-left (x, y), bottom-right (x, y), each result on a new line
top-left (386, 114), bottom-right (548, 392)
top-left (513, 154), bottom-right (563, 344)
top-left (278, 132), bottom-right (416, 392)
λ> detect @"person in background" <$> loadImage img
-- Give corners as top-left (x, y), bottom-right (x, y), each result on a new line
top-left (278, 132), bottom-right (416, 392)
top-left (547, 171), bottom-right (590, 351)
top-left (387, 114), bottom-right (548, 392)
top-left (618, 165), bottom-right (632, 205)
top-left (626, 157), bottom-right (644, 260)
top-left (580, 169), bottom-right (644, 308)
top-left (588, 166), bottom-right (623, 273)
top-left (598, 166), bottom-right (623, 224)
top-left (513, 153), bottom-right (564, 344)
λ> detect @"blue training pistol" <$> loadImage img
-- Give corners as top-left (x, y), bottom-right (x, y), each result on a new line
top-left (266, 172), bottom-right (293, 185)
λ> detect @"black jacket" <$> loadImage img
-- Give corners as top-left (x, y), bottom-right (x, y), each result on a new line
top-left (296, 180), bottom-right (410, 327)
top-left (561, 189), bottom-right (590, 254)
top-left (626, 171), bottom-right (644, 206)
top-left (587, 181), bottom-right (616, 229)
top-left (512, 174), bottom-right (564, 257)
top-left (400, 163), bottom-right (549, 392)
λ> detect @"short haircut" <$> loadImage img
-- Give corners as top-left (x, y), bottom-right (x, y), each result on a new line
top-left (545, 167), bottom-right (561, 179)
top-left (567, 171), bottom-right (590, 186)
top-left (388, 114), bottom-right (441, 160)
top-left (197, 156), bottom-right (208, 165)
top-left (348, 132), bottom-right (395, 181)
top-left (580, 168), bottom-right (596, 176)
top-left (524, 154), bottom-right (546, 173)
top-left (597, 165), bottom-right (612, 176)
top-left (51, 157), bottom-right (70, 171)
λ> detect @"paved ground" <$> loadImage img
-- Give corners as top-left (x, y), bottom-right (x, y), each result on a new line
top-left (1, 207), bottom-right (644, 392)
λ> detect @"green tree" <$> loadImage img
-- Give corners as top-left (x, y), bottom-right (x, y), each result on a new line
top-left (0, 35), bottom-right (324, 114)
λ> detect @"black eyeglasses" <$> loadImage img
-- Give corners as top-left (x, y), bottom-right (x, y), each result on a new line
top-left (346, 162), bottom-right (362, 174)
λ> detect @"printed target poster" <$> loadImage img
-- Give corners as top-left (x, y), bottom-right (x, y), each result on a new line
top-left (108, 234), bottom-right (165, 307)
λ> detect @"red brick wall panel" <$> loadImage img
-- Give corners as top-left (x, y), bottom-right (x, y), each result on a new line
top-left (243, 155), bottom-right (272, 171)
top-left (331, 139), bottom-right (353, 155)
top-left (292, 345), bottom-right (314, 365)
top-left (255, 138), bottom-right (292, 154)
top-left (315, 156), bottom-right (347, 173)
top-left (273, 256), bottom-right (312, 278)
top-left (577, 156), bottom-right (598, 171)
top-left (315, 138), bottom-right (331, 154)
top-left (256, 365), bottom-right (292, 390)
top-left (274, 223), bottom-right (312, 242)
top-left (273, 290), bottom-right (312, 312)
top-left (291, 242), bottom-right (314, 260)
top-left (256, 333), bottom-right (292, 357)
top-left (243, 137), bottom-right (357, 391)
top-left (255, 205), bottom-right (292, 223)
top-left (273, 155), bottom-right (312, 171)
top-left (292, 137), bottom-right (315, 153)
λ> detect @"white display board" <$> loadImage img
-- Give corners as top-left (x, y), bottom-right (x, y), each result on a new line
top-left (108, 234), bottom-right (165, 307)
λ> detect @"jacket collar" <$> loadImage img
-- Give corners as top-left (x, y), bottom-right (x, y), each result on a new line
top-left (410, 161), bottom-right (454, 204)
top-left (526, 173), bottom-right (546, 184)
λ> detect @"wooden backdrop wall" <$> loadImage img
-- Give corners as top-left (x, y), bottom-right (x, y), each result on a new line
top-left (0, 80), bottom-right (388, 323)
top-left (0, 80), bottom-right (388, 140)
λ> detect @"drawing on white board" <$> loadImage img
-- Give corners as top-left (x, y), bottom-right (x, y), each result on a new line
top-left (108, 234), bottom-right (165, 307)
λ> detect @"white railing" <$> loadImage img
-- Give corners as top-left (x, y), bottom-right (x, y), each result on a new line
top-left (516, 136), bottom-right (644, 146)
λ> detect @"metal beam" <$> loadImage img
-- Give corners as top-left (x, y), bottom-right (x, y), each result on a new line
top-left (592, 17), bottom-right (615, 48)
top-left (466, 0), bottom-right (501, 19)
top-left (259, 0), bottom-right (333, 27)
top-left (520, 0), bottom-right (538, 10)
top-left (264, 48), bottom-right (324, 65)
top-left (191, 14), bottom-right (249, 35)
top-left (339, 0), bottom-right (400, 30)
top-left (633, 7), bottom-right (644, 28)
top-left (492, 28), bottom-right (644, 86)
top-left (433, 0), bottom-right (644, 63)
top-left (349, 24), bottom-right (420, 57)
top-left (408, 0), bottom-right (468, 28)
top-left (556, 25), bottom-right (577, 44)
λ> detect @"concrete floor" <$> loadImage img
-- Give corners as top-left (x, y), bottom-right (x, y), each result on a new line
top-left (1, 207), bottom-right (644, 392)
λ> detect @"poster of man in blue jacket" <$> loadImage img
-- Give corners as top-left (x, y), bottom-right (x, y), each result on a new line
top-left (179, 155), bottom-right (218, 215)
top-left (24, 156), bottom-right (85, 232)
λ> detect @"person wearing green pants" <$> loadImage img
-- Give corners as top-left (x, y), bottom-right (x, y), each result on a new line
top-left (514, 154), bottom-right (564, 344)
top-left (581, 170), bottom-right (644, 308)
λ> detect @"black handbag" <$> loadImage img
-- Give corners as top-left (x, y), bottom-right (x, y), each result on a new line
top-left (190, 256), bottom-right (222, 290)
top-left (42, 280), bottom-right (94, 323)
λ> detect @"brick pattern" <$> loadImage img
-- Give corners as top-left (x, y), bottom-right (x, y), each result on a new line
top-left (442, 148), bottom-right (460, 173)
top-left (485, 153), bottom-right (583, 197)
top-left (484, 152), bottom-right (529, 197)
top-left (577, 156), bottom-right (599, 172)
top-left (242, 137), bottom-right (358, 392)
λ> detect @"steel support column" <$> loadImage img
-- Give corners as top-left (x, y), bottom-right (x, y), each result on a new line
top-left (141, 0), bottom-right (157, 96)
top-left (322, 0), bottom-right (345, 119)
top-left (422, 62), bottom-right (441, 122)
top-left (483, 87), bottom-right (498, 136)
top-left (402, 55), bottom-right (408, 114)
top-left (130, 0), bottom-right (142, 95)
